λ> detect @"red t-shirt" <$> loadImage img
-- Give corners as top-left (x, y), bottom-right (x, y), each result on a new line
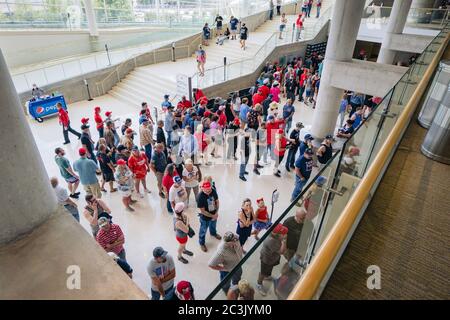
top-left (127, 152), bottom-right (148, 179)
top-left (266, 120), bottom-right (285, 145)
top-left (162, 172), bottom-right (179, 193)
top-left (274, 136), bottom-right (288, 156)
top-left (259, 85), bottom-right (270, 99)
top-left (178, 100), bottom-right (192, 111)
top-left (58, 108), bottom-right (69, 127)
top-left (218, 112), bottom-right (227, 128)
top-left (300, 72), bottom-right (308, 87)
top-left (252, 93), bottom-right (265, 106)
top-left (94, 113), bottom-right (103, 129)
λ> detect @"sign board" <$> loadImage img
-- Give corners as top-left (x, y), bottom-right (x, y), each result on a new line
top-left (28, 95), bottom-right (67, 121)
top-left (176, 74), bottom-right (189, 98)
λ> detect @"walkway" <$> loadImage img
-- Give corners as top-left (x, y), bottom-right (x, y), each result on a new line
top-left (321, 116), bottom-right (450, 299)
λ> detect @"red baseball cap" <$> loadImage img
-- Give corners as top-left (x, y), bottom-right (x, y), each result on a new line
top-left (94, 106), bottom-right (101, 112)
top-left (81, 117), bottom-right (89, 124)
top-left (278, 129), bottom-right (284, 134)
top-left (79, 148), bottom-right (87, 156)
top-left (126, 128), bottom-right (133, 134)
top-left (175, 281), bottom-right (192, 300)
top-left (105, 111), bottom-right (112, 117)
top-left (204, 110), bottom-right (211, 118)
top-left (202, 181), bottom-right (212, 190)
top-left (273, 224), bottom-right (288, 235)
top-left (233, 118), bottom-right (240, 125)
top-left (116, 159), bottom-right (126, 165)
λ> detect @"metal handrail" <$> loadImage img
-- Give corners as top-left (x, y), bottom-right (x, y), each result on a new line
top-left (287, 28), bottom-right (450, 301)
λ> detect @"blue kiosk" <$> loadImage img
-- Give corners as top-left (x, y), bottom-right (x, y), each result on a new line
top-left (28, 95), bottom-right (67, 122)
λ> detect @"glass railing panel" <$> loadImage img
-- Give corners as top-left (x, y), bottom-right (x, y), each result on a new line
top-left (79, 56), bottom-right (98, 74)
top-left (44, 64), bottom-right (66, 84)
top-left (11, 74), bottom-right (29, 93)
top-left (207, 152), bottom-right (340, 300)
top-left (227, 61), bottom-right (241, 81)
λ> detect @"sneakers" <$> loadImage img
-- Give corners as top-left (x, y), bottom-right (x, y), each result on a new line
top-left (274, 172), bottom-right (281, 177)
top-left (213, 234), bottom-right (222, 240)
top-left (69, 193), bottom-right (79, 199)
top-left (200, 245), bottom-right (208, 252)
top-left (63, 141), bottom-right (70, 145)
top-left (256, 284), bottom-right (267, 296)
top-left (253, 169), bottom-right (260, 175)
top-left (239, 176), bottom-right (247, 181)
top-left (183, 249), bottom-right (194, 256)
top-left (244, 171), bottom-right (249, 175)
top-left (178, 256), bottom-right (189, 264)
top-left (256, 164), bottom-right (264, 169)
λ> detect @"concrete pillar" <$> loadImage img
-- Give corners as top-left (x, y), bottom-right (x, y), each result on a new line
top-left (0, 49), bottom-right (148, 299)
top-left (84, 0), bottom-right (99, 36)
top-left (0, 49), bottom-right (57, 245)
top-left (310, 0), bottom-right (366, 139)
top-left (378, 0), bottom-right (413, 65)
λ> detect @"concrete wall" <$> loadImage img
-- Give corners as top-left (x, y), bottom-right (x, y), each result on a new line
top-left (1, 28), bottom-right (196, 69)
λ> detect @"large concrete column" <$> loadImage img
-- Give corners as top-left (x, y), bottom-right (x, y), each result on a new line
top-left (310, 0), bottom-right (366, 139)
top-left (377, 0), bottom-right (413, 65)
top-left (84, 0), bottom-right (99, 36)
top-left (0, 50), bottom-right (147, 299)
top-left (0, 50), bottom-right (57, 245)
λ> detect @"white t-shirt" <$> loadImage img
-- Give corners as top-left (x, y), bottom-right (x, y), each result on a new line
top-left (54, 185), bottom-right (69, 204)
top-left (182, 166), bottom-right (200, 188)
top-left (169, 183), bottom-right (188, 205)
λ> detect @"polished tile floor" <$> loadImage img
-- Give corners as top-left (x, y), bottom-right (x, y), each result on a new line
top-left (28, 93), bottom-right (323, 299)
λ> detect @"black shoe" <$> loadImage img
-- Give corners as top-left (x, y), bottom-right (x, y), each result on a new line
top-left (183, 250), bottom-right (194, 256)
top-left (63, 141), bottom-right (70, 145)
top-left (253, 169), bottom-right (260, 175)
top-left (256, 164), bottom-right (264, 169)
top-left (239, 176), bottom-right (247, 181)
top-left (244, 171), bottom-right (249, 175)
top-left (277, 169), bottom-right (281, 174)
top-left (285, 167), bottom-right (291, 172)
top-left (233, 156), bottom-right (238, 161)
top-left (274, 172), bottom-right (281, 177)
top-left (178, 256), bottom-right (189, 264)
top-left (69, 193), bottom-right (79, 199)
top-left (74, 192), bottom-right (81, 196)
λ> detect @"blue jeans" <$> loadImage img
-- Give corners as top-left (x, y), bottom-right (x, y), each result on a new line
top-left (286, 146), bottom-right (298, 169)
top-left (317, 6), bottom-right (321, 18)
top-left (64, 204), bottom-right (80, 222)
top-left (285, 119), bottom-right (292, 135)
top-left (151, 286), bottom-right (174, 300)
top-left (239, 157), bottom-right (248, 177)
top-left (291, 175), bottom-right (308, 202)
top-left (167, 199), bottom-right (173, 214)
top-left (144, 143), bottom-right (152, 161)
top-left (219, 267), bottom-right (243, 293)
top-left (166, 130), bottom-right (172, 148)
top-left (199, 216), bottom-right (218, 245)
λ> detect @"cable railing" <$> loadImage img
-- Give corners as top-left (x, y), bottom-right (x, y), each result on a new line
top-left (205, 22), bottom-right (450, 301)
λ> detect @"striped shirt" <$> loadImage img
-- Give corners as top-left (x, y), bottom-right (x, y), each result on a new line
top-left (208, 241), bottom-right (243, 272)
top-left (96, 224), bottom-right (125, 255)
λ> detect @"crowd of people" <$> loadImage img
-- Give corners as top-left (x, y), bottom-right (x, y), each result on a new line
top-left (46, 0), bottom-right (383, 300)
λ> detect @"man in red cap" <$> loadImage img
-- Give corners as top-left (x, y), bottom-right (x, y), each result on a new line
top-left (94, 106), bottom-right (104, 138)
top-left (256, 223), bottom-right (288, 296)
top-left (57, 102), bottom-right (81, 145)
top-left (172, 281), bottom-right (195, 300)
top-left (73, 147), bottom-right (102, 198)
top-left (197, 180), bottom-right (221, 252)
top-left (177, 96), bottom-right (192, 111)
top-left (128, 146), bottom-right (151, 198)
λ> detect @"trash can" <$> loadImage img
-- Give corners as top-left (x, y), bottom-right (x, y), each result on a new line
top-left (418, 60), bottom-right (450, 128)
top-left (421, 84), bottom-right (450, 164)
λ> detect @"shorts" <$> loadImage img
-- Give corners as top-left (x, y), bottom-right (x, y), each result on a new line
top-left (84, 182), bottom-right (102, 199)
top-left (279, 25), bottom-right (286, 32)
top-left (260, 261), bottom-right (275, 277)
top-left (217, 25), bottom-right (222, 30)
top-left (240, 35), bottom-right (247, 40)
top-left (65, 176), bottom-right (79, 184)
top-left (305, 89), bottom-right (312, 97)
top-left (102, 171), bottom-right (115, 182)
top-left (254, 220), bottom-right (271, 231)
top-left (231, 29), bottom-right (237, 34)
top-left (176, 236), bottom-right (188, 244)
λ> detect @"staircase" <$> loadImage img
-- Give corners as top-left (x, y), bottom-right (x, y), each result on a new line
top-left (106, 1), bottom-right (334, 109)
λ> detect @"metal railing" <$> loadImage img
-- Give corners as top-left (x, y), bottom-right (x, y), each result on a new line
top-left (204, 23), bottom-right (449, 301)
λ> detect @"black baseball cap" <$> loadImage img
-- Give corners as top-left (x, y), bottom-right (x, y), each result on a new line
top-left (305, 148), bottom-right (314, 155)
top-left (153, 246), bottom-right (168, 258)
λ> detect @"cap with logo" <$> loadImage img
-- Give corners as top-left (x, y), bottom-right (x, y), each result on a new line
top-left (305, 148), bottom-right (314, 155)
top-left (126, 128), bottom-right (133, 134)
top-left (273, 223), bottom-right (288, 235)
top-left (304, 134), bottom-right (314, 141)
top-left (224, 231), bottom-right (238, 242)
top-left (116, 159), bottom-right (126, 165)
top-left (174, 202), bottom-right (185, 213)
top-left (315, 176), bottom-right (327, 187)
top-left (173, 176), bottom-right (182, 184)
top-left (81, 117), bottom-right (89, 124)
top-left (202, 181), bottom-right (212, 189)
top-left (325, 134), bottom-right (334, 140)
top-left (78, 147), bottom-right (87, 156)
top-left (105, 111), bottom-right (112, 117)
